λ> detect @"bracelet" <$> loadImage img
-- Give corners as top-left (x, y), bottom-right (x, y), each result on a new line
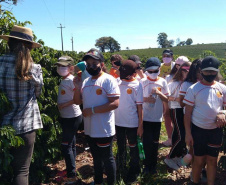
top-left (92, 106), bottom-right (95, 114)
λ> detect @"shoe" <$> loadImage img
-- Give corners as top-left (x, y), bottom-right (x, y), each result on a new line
top-left (173, 157), bottom-right (183, 167)
top-left (126, 170), bottom-right (139, 184)
top-left (201, 168), bottom-right (207, 183)
top-left (150, 167), bottom-right (158, 176)
top-left (162, 139), bottom-right (172, 147)
top-left (190, 171), bottom-right (205, 184)
top-left (142, 166), bottom-right (150, 175)
top-left (164, 158), bottom-right (180, 170)
top-left (67, 171), bottom-right (77, 178)
top-left (56, 169), bottom-right (67, 177)
top-left (126, 174), bottom-right (138, 184)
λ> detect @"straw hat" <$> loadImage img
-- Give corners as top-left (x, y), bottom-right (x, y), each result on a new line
top-left (0, 25), bottom-right (41, 48)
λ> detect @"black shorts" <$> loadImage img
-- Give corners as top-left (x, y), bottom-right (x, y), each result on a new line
top-left (191, 123), bottom-right (223, 157)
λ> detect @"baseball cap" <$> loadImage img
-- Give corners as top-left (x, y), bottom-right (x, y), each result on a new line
top-left (119, 60), bottom-right (137, 75)
top-left (145, 57), bottom-right (161, 70)
top-left (162, 49), bottom-right (173, 56)
top-left (175, 56), bottom-right (189, 65)
top-left (55, 56), bottom-right (74, 66)
top-left (82, 48), bottom-right (104, 62)
top-left (128, 55), bottom-right (142, 64)
top-left (201, 56), bottom-right (220, 72)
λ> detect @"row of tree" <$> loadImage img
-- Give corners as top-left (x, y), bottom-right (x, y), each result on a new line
top-left (157, 32), bottom-right (193, 48)
top-left (95, 32), bottom-right (194, 53)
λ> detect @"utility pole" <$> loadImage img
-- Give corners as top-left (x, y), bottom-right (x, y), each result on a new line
top-left (57, 24), bottom-right (65, 51)
top-left (71, 36), bottom-right (74, 51)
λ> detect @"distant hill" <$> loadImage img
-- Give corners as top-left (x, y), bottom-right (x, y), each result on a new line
top-left (116, 43), bottom-right (226, 59)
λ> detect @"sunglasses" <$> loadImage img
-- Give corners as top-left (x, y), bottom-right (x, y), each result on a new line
top-left (147, 70), bottom-right (159, 74)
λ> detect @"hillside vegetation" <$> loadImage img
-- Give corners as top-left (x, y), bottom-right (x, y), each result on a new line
top-left (116, 43), bottom-right (226, 59)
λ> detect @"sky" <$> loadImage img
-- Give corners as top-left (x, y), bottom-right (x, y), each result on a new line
top-left (2, 0), bottom-right (226, 52)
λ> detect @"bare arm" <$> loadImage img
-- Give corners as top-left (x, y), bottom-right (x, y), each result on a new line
top-left (58, 100), bottom-right (74, 110)
top-left (82, 97), bottom-right (119, 117)
top-left (152, 88), bottom-right (168, 102)
top-left (137, 104), bottom-right (143, 137)
top-left (136, 69), bottom-right (145, 79)
top-left (215, 107), bottom-right (226, 128)
top-left (184, 104), bottom-right (194, 147)
top-left (73, 88), bottom-right (82, 105)
top-left (73, 77), bottom-right (83, 105)
top-left (168, 96), bottom-right (180, 102)
top-left (179, 95), bottom-right (186, 107)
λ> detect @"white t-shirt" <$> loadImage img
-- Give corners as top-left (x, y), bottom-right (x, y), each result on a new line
top-left (115, 79), bottom-right (143, 127)
top-left (179, 81), bottom-right (194, 113)
top-left (179, 81), bottom-right (193, 96)
top-left (135, 74), bottom-right (142, 81)
top-left (81, 72), bottom-right (120, 137)
top-left (165, 74), bottom-right (173, 84)
top-left (183, 81), bottom-right (226, 129)
top-left (140, 76), bottom-right (169, 122)
top-left (57, 74), bottom-right (82, 118)
top-left (168, 81), bottom-right (182, 109)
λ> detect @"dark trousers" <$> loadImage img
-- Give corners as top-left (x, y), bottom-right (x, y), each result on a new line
top-left (60, 115), bottom-right (82, 177)
top-left (11, 131), bottom-right (36, 185)
top-left (115, 126), bottom-right (140, 175)
top-left (169, 108), bottom-right (187, 158)
top-left (143, 121), bottom-right (161, 170)
top-left (86, 135), bottom-right (116, 185)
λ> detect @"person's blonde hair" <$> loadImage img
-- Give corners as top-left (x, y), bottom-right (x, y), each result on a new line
top-left (8, 38), bottom-right (33, 81)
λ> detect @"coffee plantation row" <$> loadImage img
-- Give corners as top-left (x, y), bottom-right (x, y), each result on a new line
top-left (0, 9), bottom-right (226, 184)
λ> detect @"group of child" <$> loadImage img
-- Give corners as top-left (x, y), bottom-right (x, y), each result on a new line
top-left (56, 48), bottom-right (226, 185)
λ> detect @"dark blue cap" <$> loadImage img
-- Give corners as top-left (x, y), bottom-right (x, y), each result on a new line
top-left (145, 57), bottom-right (161, 70)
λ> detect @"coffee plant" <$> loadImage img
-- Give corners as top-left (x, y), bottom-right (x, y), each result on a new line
top-left (0, 8), bottom-right (226, 184)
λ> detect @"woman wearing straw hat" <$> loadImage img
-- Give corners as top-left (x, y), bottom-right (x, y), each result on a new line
top-left (0, 25), bottom-right (43, 185)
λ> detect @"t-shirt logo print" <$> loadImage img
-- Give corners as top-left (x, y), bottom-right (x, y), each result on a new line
top-left (61, 89), bottom-right (66, 95)
top-left (127, 88), bottom-right (132, 94)
top-left (96, 88), bottom-right (102, 95)
top-left (216, 90), bottom-right (222, 98)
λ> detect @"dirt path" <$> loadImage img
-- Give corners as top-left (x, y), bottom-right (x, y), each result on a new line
top-left (45, 131), bottom-right (226, 185)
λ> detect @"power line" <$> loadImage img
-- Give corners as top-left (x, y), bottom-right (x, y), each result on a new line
top-left (41, 0), bottom-right (57, 27)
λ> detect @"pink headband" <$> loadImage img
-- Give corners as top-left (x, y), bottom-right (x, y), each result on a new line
top-left (181, 66), bottom-right (190, 70)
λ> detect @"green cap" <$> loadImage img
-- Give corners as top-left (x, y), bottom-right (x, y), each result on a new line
top-left (55, 56), bottom-right (74, 66)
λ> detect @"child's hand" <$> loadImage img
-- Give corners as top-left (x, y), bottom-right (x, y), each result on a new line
top-left (147, 96), bottom-right (156, 103)
top-left (58, 103), bottom-right (65, 110)
top-left (185, 133), bottom-right (193, 147)
top-left (82, 108), bottom-right (92, 117)
top-left (151, 87), bottom-right (161, 95)
top-left (216, 114), bottom-right (226, 128)
top-left (137, 125), bottom-right (143, 137)
top-left (168, 96), bottom-right (176, 101)
top-left (73, 76), bottom-right (81, 89)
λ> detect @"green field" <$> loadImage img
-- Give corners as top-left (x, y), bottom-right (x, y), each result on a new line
top-left (115, 43), bottom-right (226, 60)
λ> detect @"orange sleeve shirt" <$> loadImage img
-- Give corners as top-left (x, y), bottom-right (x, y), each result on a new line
top-left (109, 67), bottom-right (119, 78)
